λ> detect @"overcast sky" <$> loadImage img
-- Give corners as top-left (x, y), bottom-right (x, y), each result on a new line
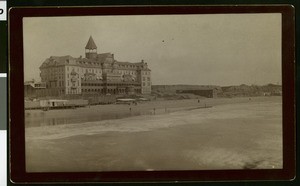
top-left (23, 13), bottom-right (281, 86)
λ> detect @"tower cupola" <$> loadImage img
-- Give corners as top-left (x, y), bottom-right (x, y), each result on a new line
top-left (85, 36), bottom-right (98, 59)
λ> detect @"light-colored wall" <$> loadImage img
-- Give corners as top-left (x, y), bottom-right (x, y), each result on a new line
top-left (41, 62), bottom-right (151, 95)
top-left (140, 70), bottom-right (151, 94)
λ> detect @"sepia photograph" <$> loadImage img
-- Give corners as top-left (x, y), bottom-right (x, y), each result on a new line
top-left (22, 13), bottom-right (283, 173)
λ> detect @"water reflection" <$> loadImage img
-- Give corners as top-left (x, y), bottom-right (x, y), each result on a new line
top-left (25, 110), bottom-right (153, 128)
top-left (24, 105), bottom-right (204, 128)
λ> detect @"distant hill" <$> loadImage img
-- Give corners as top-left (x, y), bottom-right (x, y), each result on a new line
top-left (220, 84), bottom-right (282, 97)
top-left (152, 85), bottom-right (222, 93)
top-left (151, 84), bottom-right (282, 99)
top-left (151, 85), bottom-right (222, 99)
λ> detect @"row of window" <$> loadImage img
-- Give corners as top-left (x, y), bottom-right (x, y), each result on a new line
top-left (67, 66), bottom-right (139, 74)
top-left (64, 88), bottom-right (143, 94)
top-left (46, 80), bottom-right (66, 88)
top-left (66, 89), bottom-right (79, 94)
top-left (43, 67), bottom-right (64, 73)
top-left (142, 82), bottom-right (151, 86)
top-left (45, 80), bottom-right (143, 88)
top-left (82, 89), bottom-right (105, 93)
top-left (81, 88), bottom-right (141, 94)
top-left (81, 89), bottom-right (126, 94)
top-left (82, 83), bottom-right (103, 86)
top-left (143, 77), bottom-right (151, 81)
top-left (75, 59), bottom-right (146, 70)
top-left (43, 67), bottom-right (148, 78)
top-left (77, 61), bottom-right (100, 66)
top-left (142, 71), bottom-right (150, 75)
top-left (108, 83), bottom-right (139, 87)
top-left (67, 67), bottom-right (102, 74)
top-left (81, 83), bottom-right (141, 87)
top-left (41, 71), bottom-right (64, 78)
top-left (66, 66), bottom-right (149, 76)
top-left (119, 64), bottom-right (138, 68)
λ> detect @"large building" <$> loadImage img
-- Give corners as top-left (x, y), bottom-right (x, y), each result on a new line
top-left (39, 36), bottom-right (151, 96)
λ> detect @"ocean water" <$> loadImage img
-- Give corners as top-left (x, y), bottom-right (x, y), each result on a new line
top-left (25, 107), bottom-right (153, 127)
top-left (26, 98), bottom-right (282, 172)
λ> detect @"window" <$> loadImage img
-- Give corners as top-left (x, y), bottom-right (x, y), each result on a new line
top-left (143, 83), bottom-right (145, 86)
top-left (147, 77), bottom-right (150, 81)
top-left (143, 77), bottom-right (146, 81)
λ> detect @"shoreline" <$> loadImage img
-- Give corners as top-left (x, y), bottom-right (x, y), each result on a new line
top-left (25, 96), bottom-right (281, 128)
top-left (25, 97), bottom-right (282, 171)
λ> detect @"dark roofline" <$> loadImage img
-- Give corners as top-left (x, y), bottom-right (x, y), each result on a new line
top-left (85, 36), bottom-right (97, 50)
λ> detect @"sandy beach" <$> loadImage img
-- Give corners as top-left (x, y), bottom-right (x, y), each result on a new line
top-left (25, 96), bottom-right (282, 172)
top-left (25, 96), bottom-right (274, 127)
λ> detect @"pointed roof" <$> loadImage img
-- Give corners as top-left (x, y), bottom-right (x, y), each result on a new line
top-left (85, 36), bottom-right (97, 49)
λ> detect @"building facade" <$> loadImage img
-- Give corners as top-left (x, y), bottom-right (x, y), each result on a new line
top-left (39, 36), bottom-right (151, 96)
top-left (24, 80), bottom-right (46, 98)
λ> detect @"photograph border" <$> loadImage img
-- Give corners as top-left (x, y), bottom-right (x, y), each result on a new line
top-left (9, 5), bottom-right (295, 183)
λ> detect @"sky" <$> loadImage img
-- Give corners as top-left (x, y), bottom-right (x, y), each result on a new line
top-left (23, 13), bottom-right (282, 86)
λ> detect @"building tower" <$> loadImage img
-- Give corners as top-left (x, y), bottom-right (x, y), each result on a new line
top-left (85, 36), bottom-right (98, 59)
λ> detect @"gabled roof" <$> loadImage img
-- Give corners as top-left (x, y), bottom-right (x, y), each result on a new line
top-left (40, 55), bottom-right (74, 68)
top-left (85, 36), bottom-right (97, 49)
